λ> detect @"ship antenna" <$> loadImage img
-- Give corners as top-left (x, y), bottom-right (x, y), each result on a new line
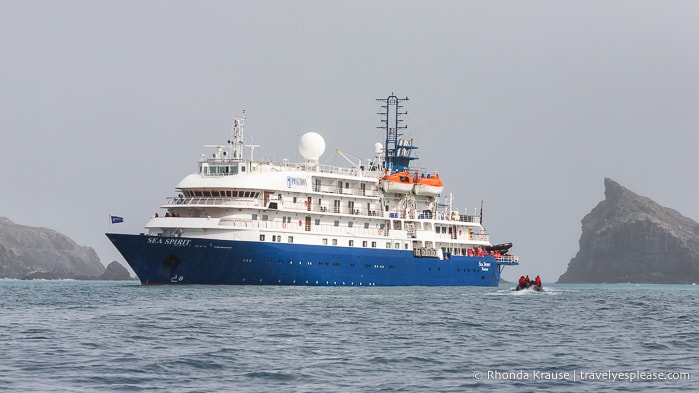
top-left (246, 143), bottom-right (260, 163)
top-left (229, 110), bottom-right (246, 161)
top-left (376, 94), bottom-right (416, 173)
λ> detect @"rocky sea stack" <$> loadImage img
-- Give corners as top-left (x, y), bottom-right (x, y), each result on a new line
top-left (0, 217), bottom-right (131, 280)
top-left (558, 178), bottom-right (699, 284)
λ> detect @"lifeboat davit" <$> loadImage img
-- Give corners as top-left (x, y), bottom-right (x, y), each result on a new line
top-left (380, 171), bottom-right (414, 193)
top-left (413, 173), bottom-right (444, 196)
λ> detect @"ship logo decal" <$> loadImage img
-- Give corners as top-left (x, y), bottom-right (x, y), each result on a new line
top-left (286, 176), bottom-right (307, 188)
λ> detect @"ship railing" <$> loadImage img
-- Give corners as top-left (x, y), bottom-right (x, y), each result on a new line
top-left (215, 218), bottom-right (492, 244)
top-left (431, 213), bottom-right (480, 223)
top-left (314, 164), bottom-right (383, 178)
top-left (313, 185), bottom-right (379, 198)
top-left (279, 203), bottom-right (382, 217)
top-left (164, 196), bottom-right (260, 207)
top-left (199, 157), bottom-right (385, 180)
top-left (432, 232), bottom-right (489, 242)
top-left (320, 165), bottom-right (358, 176)
top-left (282, 162), bottom-right (370, 177)
top-left (471, 233), bottom-right (489, 242)
top-left (215, 218), bottom-right (393, 238)
top-left (219, 219), bottom-right (392, 236)
top-left (390, 212), bottom-right (483, 226)
top-left (495, 255), bottom-right (519, 264)
top-left (455, 215), bottom-right (481, 223)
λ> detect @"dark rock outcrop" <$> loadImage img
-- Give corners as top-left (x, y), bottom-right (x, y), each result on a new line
top-left (0, 217), bottom-right (107, 279)
top-left (558, 178), bottom-right (699, 283)
top-left (98, 261), bottom-right (133, 280)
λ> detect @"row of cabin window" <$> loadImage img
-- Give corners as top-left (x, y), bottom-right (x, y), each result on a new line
top-left (206, 165), bottom-right (240, 175)
top-left (255, 214), bottom-right (457, 235)
top-left (253, 214), bottom-right (383, 230)
top-left (283, 196), bottom-right (371, 211)
top-left (259, 234), bottom-right (406, 249)
top-left (182, 190), bottom-right (260, 198)
top-left (313, 179), bottom-right (369, 192)
top-left (437, 226), bottom-right (461, 234)
top-left (251, 214), bottom-right (459, 235)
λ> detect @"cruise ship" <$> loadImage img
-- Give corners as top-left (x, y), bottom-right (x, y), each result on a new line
top-left (106, 95), bottom-right (519, 286)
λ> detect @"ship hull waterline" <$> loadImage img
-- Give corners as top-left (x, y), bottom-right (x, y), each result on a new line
top-left (107, 233), bottom-right (512, 286)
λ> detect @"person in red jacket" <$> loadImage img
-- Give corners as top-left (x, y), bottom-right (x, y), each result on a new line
top-left (535, 275), bottom-right (542, 287)
top-left (524, 275), bottom-right (530, 286)
top-left (518, 276), bottom-right (526, 287)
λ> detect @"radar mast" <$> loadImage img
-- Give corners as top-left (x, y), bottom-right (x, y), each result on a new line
top-left (377, 94), bottom-right (417, 172)
top-left (229, 110), bottom-right (246, 160)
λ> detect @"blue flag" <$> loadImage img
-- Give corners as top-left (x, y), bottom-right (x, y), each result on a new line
top-left (111, 216), bottom-right (124, 224)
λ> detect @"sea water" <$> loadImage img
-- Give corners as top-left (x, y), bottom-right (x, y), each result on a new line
top-left (0, 280), bottom-right (696, 392)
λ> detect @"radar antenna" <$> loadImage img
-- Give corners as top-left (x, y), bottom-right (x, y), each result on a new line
top-left (246, 143), bottom-right (260, 163)
top-left (228, 110), bottom-right (246, 160)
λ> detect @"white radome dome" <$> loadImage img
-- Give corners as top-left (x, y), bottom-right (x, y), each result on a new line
top-left (298, 132), bottom-right (326, 161)
top-left (374, 143), bottom-right (383, 154)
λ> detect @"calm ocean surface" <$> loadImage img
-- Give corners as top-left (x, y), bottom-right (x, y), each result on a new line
top-left (0, 280), bottom-right (696, 392)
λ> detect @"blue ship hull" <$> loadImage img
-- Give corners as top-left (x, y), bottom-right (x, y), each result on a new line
top-left (106, 233), bottom-right (507, 286)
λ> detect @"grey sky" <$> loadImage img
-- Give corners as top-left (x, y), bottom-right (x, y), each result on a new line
top-left (1, 1), bottom-right (697, 282)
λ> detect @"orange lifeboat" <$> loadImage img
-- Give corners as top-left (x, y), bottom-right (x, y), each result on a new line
top-left (380, 171), bottom-right (414, 193)
top-left (413, 173), bottom-right (444, 196)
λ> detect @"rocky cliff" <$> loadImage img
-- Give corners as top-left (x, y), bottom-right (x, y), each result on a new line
top-left (558, 178), bottom-right (699, 283)
top-left (0, 217), bottom-right (130, 280)
top-left (98, 261), bottom-right (132, 280)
